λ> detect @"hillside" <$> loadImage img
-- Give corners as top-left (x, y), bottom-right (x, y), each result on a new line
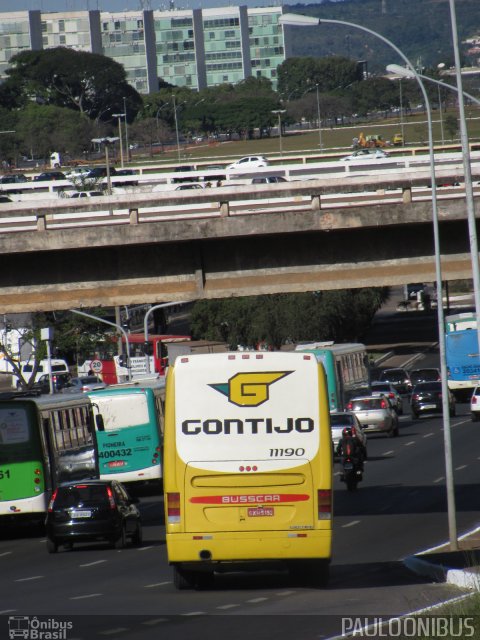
top-left (286, 0), bottom-right (480, 73)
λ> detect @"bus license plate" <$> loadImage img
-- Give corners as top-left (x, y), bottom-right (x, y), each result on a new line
top-left (248, 507), bottom-right (274, 517)
top-left (72, 510), bottom-right (92, 518)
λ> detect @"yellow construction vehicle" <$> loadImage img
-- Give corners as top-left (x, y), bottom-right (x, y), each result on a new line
top-left (357, 132), bottom-right (388, 148)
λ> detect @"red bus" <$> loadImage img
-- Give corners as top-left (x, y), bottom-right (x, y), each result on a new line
top-left (80, 334), bottom-right (190, 384)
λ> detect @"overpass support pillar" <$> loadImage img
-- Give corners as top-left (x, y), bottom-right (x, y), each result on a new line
top-left (36, 214), bottom-right (46, 231)
top-left (311, 195), bottom-right (321, 211)
top-left (402, 187), bottom-right (412, 204)
top-left (129, 208), bottom-right (139, 224)
top-left (220, 201), bottom-right (230, 217)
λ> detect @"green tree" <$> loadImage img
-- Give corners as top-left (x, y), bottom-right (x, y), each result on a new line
top-left (6, 47), bottom-right (143, 123)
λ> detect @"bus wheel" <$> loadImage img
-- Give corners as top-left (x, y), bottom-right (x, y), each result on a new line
top-left (173, 565), bottom-right (195, 590)
top-left (131, 523), bottom-right (143, 546)
top-left (196, 571), bottom-right (214, 590)
top-left (46, 538), bottom-right (58, 554)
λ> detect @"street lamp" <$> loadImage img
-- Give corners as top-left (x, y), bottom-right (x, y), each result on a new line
top-left (70, 309), bottom-right (131, 382)
top-left (437, 63), bottom-right (446, 145)
top-left (143, 301), bottom-right (187, 374)
top-left (388, 63), bottom-right (480, 364)
top-left (112, 114), bottom-right (125, 168)
top-left (172, 94), bottom-right (182, 162)
top-left (315, 84), bottom-right (323, 149)
top-left (280, 12), bottom-right (457, 549)
top-left (271, 109), bottom-right (286, 155)
top-left (123, 97), bottom-right (129, 162)
top-left (91, 137), bottom-right (118, 195)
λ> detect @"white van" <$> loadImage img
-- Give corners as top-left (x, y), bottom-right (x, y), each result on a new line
top-left (12, 359), bottom-right (70, 388)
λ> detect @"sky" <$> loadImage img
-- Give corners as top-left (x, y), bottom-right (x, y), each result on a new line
top-left (0, 0), bottom-right (297, 11)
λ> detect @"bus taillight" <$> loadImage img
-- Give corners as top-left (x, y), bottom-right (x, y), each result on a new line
top-left (167, 492), bottom-right (181, 524)
top-left (317, 490), bottom-right (331, 520)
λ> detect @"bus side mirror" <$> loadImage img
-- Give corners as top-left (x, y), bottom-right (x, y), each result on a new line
top-left (119, 354), bottom-right (129, 368)
top-left (96, 414), bottom-right (105, 432)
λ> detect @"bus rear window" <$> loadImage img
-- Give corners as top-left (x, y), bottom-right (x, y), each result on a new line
top-left (0, 408), bottom-right (30, 444)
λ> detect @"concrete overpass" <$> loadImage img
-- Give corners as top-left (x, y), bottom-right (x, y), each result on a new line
top-left (1, 166), bottom-right (479, 312)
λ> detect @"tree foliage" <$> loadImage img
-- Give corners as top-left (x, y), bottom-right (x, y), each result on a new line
top-left (6, 48), bottom-right (142, 123)
top-left (189, 289), bottom-right (390, 349)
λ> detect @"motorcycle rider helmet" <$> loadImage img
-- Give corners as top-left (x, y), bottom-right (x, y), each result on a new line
top-left (342, 427), bottom-right (353, 437)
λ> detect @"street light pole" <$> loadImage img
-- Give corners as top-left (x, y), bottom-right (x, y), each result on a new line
top-left (91, 137), bottom-right (119, 196)
top-left (112, 114), bottom-right (125, 168)
top-left (280, 12), bottom-right (457, 549)
top-left (315, 84), bottom-right (323, 150)
top-left (271, 109), bottom-right (286, 155)
top-left (70, 309), bottom-right (132, 382)
top-left (143, 301), bottom-right (187, 374)
top-left (173, 94), bottom-right (181, 162)
top-left (123, 97), bottom-right (129, 162)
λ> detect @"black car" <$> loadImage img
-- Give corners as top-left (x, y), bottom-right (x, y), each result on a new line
top-left (410, 381), bottom-right (456, 419)
top-left (45, 479), bottom-right (142, 553)
top-left (0, 173), bottom-right (28, 184)
top-left (34, 171), bottom-right (67, 181)
top-left (409, 368), bottom-right (441, 385)
top-left (33, 372), bottom-right (72, 394)
top-left (378, 367), bottom-right (412, 394)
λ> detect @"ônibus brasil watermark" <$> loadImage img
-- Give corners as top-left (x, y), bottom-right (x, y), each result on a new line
top-left (8, 616), bottom-right (72, 640)
top-left (341, 616), bottom-right (476, 637)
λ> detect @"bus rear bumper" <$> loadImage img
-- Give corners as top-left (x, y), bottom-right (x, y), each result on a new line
top-left (166, 529), bottom-right (332, 565)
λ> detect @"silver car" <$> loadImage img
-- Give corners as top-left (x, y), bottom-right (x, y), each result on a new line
top-left (370, 381), bottom-right (403, 414)
top-left (62, 376), bottom-right (107, 393)
top-left (346, 395), bottom-right (399, 437)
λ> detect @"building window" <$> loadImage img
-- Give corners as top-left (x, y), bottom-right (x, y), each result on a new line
top-left (59, 20), bottom-right (65, 32)
top-left (102, 22), bottom-right (109, 31)
top-left (137, 20), bottom-right (143, 29)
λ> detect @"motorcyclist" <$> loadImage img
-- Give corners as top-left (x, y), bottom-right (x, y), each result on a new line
top-left (336, 426), bottom-right (365, 474)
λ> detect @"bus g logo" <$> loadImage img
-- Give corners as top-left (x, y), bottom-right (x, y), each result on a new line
top-left (209, 371), bottom-right (292, 407)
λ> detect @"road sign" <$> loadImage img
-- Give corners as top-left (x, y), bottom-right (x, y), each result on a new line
top-left (90, 359), bottom-right (102, 373)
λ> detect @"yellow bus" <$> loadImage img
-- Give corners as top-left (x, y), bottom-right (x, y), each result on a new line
top-left (163, 351), bottom-right (333, 589)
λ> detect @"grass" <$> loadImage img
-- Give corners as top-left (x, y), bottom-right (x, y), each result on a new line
top-left (132, 105), bottom-right (480, 168)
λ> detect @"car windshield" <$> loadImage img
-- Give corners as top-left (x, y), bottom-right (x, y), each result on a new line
top-left (330, 414), bottom-right (354, 426)
top-left (371, 383), bottom-right (391, 391)
top-left (54, 484), bottom-right (109, 507)
top-left (380, 370), bottom-right (406, 382)
top-left (410, 370), bottom-right (439, 382)
top-left (413, 382), bottom-right (441, 392)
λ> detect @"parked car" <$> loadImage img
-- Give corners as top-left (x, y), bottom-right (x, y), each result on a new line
top-left (172, 165), bottom-right (197, 183)
top-left (251, 176), bottom-right (287, 184)
top-left (370, 381), bottom-right (403, 414)
top-left (45, 479), bottom-right (142, 553)
top-left (69, 191), bottom-right (104, 198)
top-left (175, 183), bottom-right (204, 190)
top-left (62, 375), bottom-right (107, 393)
top-left (330, 411), bottom-right (367, 455)
top-left (345, 395), bottom-right (399, 437)
top-left (113, 168), bottom-right (139, 186)
top-left (340, 149), bottom-right (389, 162)
top-left (0, 173), bottom-right (28, 184)
top-left (411, 381), bottom-right (456, 418)
top-left (33, 171), bottom-right (67, 181)
top-left (227, 156), bottom-right (269, 171)
top-left (0, 195), bottom-right (12, 203)
top-left (409, 368), bottom-right (441, 385)
top-left (65, 167), bottom-right (92, 180)
top-left (470, 386), bottom-right (480, 421)
top-left (377, 367), bottom-right (412, 394)
top-left (32, 372), bottom-right (72, 394)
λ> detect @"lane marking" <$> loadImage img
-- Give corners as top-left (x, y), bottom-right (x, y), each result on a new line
top-left (247, 597), bottom-right (268, 603)
top-left (183, 612), bottom-right (205, 616)
top-left (455, 464), bottom-right (467, 471)
top-left (408, 524), bottom-right (480, 556)
top-left (15, 576), bottom-right (43, 582)
top-left (142, 619), bottom-right (169, 625)
top-left (433, 476), bottom-right (445, 483)
top-left (137, 545), bottom-right (154, 551)
top-left (0, 552), bottom-right (12, 557)
top-left (99, 629), bottom-right (129, 636)
top-left (80, 560), bottom-right (107, 568)
top-left (276, 591), bottom-right (296, 596)
top-left (333, 471), bottom-right (342, 476)
top-left (217, 604), bottom-right (239, 610)
top-left (144, 582), bottom-right (171, 588)
top-left (70, 593), bottom-right (102, 600)
top-left (382, 450), bottom-right (394, 456)
top-left (0, 610), bottom-right (16, 614)
top-left (423, 432), bottom-right (434, 438)
top-left (404, 441), bottom-right (415, 446)
top-left (342, 520), bottom-right (360, 528)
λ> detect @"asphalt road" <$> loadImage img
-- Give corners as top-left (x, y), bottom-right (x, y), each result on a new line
top-left (1, 299), bottom-right (478, 640)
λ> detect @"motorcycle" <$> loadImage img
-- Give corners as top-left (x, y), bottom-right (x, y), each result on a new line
top-left (341, 454), bottom-right (363, 491)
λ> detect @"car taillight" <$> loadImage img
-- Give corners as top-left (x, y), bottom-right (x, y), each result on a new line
top-left (48, 489), bottom-right (58, 512)
top-left (346, 402), bottom-right (353, 410)
top-left (106, 486), bottom-right (116, 509)
top-left (380, 399), bottom-right (387, 408)
top-left (412, 394), bottom-right (419, 401)
top-left (473, 396), bottom-right (478, 405)
top-left (317, 489), bottom-right (331, 520)
top-left (167, 492), bottom-right (181, 524)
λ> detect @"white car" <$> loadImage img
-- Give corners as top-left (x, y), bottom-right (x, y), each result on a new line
top-left (227, 156), bottom-right (269, 171)
top-left (471, 386), bottom-right (480, 421)
top-left (341, 149), bottom-right (389, 162)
